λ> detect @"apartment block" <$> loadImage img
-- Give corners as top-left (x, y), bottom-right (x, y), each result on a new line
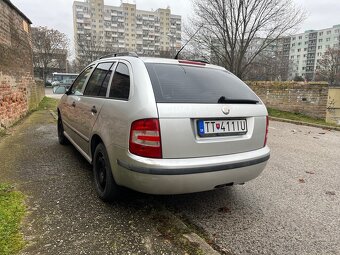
top-left (73, 0), bottom-right (181, 63)
top-left (288, 24), bottom-right (340, 80)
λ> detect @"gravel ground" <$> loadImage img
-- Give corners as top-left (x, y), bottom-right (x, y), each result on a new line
top-left (1, 109), bottom-right (339, 255)
top-left (160, 121), bottom-right (340, 255)
top-left (0, 111), bottom-right (183, 255)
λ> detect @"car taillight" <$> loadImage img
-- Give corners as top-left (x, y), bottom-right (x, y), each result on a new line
top-left (264, 116), bottom-right (269, 147)
top-left (129, 118), bottom-right (162, 158)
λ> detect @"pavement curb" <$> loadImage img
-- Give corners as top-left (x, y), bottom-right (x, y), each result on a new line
top-left (154, 210), bottom-right (222, 254)
top-left (49, 110), bottom-right (58, 120)
top-left (269, 116), bottom-right (340, 131)
top-left (183, 233), bottom-right (220, 255)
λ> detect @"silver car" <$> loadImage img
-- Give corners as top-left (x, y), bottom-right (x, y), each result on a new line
top-left (57, 54), bottom-right (270, 201)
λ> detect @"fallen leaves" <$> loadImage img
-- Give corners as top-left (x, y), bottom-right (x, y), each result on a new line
top-left (305, 171), bottom-right (315, 175)
top-left (218, 207), bottom-right (231, 213)
top-left (298, 178), bottom-right (305, 183)
top-left (325, 191), bottom-right (336, 196)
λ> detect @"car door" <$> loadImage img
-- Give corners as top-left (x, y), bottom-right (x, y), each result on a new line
top-left (61, 65), bottom-right (94, 149)
top-left (71, 62), bottom-right (115, 156)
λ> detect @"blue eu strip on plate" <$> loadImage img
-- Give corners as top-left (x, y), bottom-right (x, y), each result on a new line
top-left (198, 120), bottom-right (205, 135)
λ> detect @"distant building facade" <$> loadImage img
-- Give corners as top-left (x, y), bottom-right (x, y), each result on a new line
top-left (288, 24), bottom-right (340, 81)
top-left (73, 0), bottom-right (181, 64)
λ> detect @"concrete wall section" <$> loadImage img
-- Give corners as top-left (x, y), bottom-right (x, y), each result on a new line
top-left (326, 87), bottom-right (340, 125)
top-left (248, 81), bottom-right (329, 119)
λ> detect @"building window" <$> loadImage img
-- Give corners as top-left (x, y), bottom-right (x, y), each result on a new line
top-left (319, 32), bottom-right (323, 36)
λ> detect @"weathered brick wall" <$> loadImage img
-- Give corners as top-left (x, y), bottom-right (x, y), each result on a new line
top-left (0, 0), bottom-right (44, 129)
top-left (247, 81), bottom-right (329, 119)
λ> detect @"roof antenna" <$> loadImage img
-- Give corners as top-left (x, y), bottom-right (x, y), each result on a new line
top-left (174, 24), bottom-right (204, 59)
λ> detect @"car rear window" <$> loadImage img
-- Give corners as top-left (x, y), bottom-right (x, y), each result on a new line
top-left (145, 63), bottom-right (260, 104)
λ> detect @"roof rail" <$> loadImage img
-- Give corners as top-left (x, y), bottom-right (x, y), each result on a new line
top-left (99, 52), bottom-right (138, 59)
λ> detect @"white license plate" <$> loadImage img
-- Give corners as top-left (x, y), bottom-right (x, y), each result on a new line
top-left (198, 119), bottom-right (247, 137)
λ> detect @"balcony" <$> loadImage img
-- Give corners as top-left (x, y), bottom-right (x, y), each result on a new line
top-left (84, 14), bottom-right (90, 18)
top-left (104, 16), bottom-right (111, 21)
top-left (118, 28), bottom-right (125, 33)
top-left (76, 19), bottom-right (84, 23)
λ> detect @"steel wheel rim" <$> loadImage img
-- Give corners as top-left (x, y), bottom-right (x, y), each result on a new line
top-left (95, 152), bottom-right (107, 192)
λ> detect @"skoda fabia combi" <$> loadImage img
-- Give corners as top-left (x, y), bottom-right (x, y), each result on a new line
top-left (57, 53), bottom-right (270, 201)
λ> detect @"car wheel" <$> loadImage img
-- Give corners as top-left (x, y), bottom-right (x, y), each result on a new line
top-left (93, 143), bottom-right (121, 202)
top-left (58, 113), bottom-right (69, 145)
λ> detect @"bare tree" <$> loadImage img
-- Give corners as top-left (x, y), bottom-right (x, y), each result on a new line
top-left (189, 0), bottom-right (305, 79)
top-left (32, 27), bottom-right (69, 82)
top-left (315, 47), bottom-right (340, 85)
top-left (76, 39), bottom-right (111, 69)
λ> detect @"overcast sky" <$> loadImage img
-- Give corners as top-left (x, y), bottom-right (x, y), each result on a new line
top-left (10, 0), bottom-right (340, 57)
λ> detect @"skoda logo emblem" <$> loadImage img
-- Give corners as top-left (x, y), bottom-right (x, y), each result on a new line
top-left (222, 106), bottom-right (230, 115)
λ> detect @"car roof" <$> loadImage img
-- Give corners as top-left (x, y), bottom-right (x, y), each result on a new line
top-left (95, 56), bottom-right (226, 71)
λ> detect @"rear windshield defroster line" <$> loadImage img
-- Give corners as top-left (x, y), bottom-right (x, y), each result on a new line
top-left (145, 63), bottom-right (260, 104)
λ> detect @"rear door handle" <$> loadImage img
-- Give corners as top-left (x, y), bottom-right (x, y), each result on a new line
top-left (72, 101), bottom-right (76, 107)
top-left (91, 106), bottom-right (97, 114)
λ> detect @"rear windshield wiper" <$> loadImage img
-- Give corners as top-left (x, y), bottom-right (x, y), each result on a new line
top-left (217, 96), bottom-right (259, 104)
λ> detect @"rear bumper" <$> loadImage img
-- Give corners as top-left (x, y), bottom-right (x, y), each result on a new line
top-left (115, 146), bottom-right (270, 195)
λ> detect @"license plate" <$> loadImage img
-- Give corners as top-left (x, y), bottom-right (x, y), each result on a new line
top-left (197, 119), bottom-right (247, 137)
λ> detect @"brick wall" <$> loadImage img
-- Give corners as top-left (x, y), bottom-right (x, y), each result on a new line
top-left (0, 0), bottom-right (44, 129)
top-left (248, 81), bottom-right (329, 119)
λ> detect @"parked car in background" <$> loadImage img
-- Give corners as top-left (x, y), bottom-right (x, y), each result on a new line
top-left (57, 53), bottom-right (270, 202)
top-left (53, 85), bottom-right (70, 94)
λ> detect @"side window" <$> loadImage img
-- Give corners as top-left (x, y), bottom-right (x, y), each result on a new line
top-left (84, 62), bottom-right (114, 97)
top-left (109, 63), bottom-right (130, 100)
top-left (71, 66), bottom-right (94, 96)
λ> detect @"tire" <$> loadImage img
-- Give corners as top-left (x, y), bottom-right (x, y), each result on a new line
top-left (58, 113), bottom-right (69, 145)
top-left (93, 143), bottom-right (121, 202)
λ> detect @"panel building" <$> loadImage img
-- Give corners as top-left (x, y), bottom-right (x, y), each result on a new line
top-left (73, 0), bottom-right (181, 64)
top-left (288, 24), bottom-right (340, 80)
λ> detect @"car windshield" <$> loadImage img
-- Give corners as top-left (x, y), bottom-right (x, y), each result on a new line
top-left (145, 63), bottom-right (260, 104)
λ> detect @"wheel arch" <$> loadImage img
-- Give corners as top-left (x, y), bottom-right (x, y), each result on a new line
top-left (90, 134), bottom-right (104, 163)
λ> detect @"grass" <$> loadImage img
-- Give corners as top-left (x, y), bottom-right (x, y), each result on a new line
top-left (0, 129), bottom-right (6, 138)
top-left (268, 108), bottom-right (339, 128)
top-left (36, 97), bottom-right (59, 112)
top-left (0, 184), bottom-right (26, 255)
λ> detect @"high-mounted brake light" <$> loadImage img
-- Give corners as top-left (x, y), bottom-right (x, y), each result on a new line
top-left (178, 60), bottom-right (206, 66)
top-left (264, 116), bottom-right (269, 147)
top-left (129, 119), bottom-right (162, 158)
